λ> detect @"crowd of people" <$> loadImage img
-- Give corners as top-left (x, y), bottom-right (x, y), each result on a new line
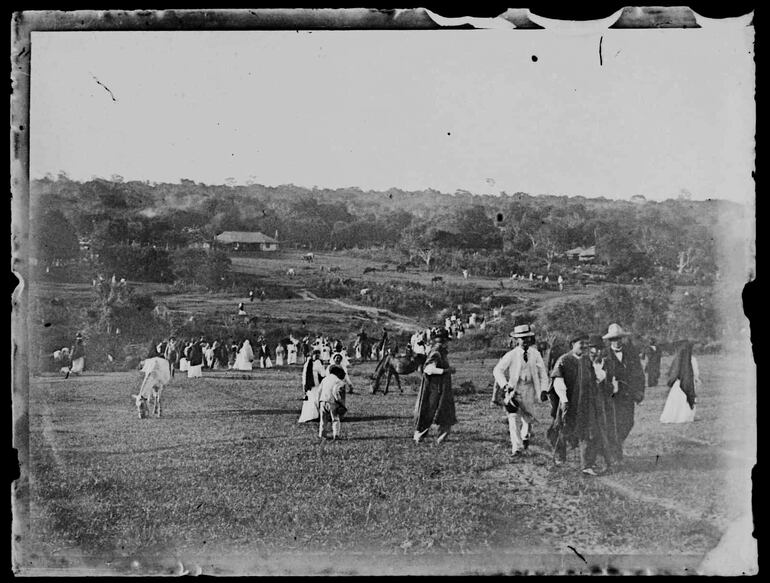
top-left (146, 333), bottom-right (370, 378)
top-left (293, 318), bottom-right (700, 461)
top-left (57, 314), bottom-right (701, 473)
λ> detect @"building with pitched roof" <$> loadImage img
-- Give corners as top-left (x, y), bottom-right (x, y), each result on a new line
top-left (214, 231), bottom-right (280, 252)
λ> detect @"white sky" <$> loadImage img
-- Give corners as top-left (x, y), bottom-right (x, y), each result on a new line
top-left (30, 28), bottom-right (754, 202)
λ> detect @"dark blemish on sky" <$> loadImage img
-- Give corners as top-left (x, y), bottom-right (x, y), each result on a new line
top-left (496, 213), bottom-right (503, 222)
top-left (447, 132), bottom-right (451, 136)
top-left (531, 55), bottom-right (538, 62)
top-left (91, 74), bottom-right (117, 102)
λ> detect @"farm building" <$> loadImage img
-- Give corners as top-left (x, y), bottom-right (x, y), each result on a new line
top-left (215, 231), bottom-right (280, 252)
top-left (564, 245), bottom-right (596, 262)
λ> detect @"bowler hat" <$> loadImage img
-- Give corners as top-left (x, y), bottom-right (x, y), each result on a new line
top-left (509, 324), bottom-right (535, 338)
top-left (602, 323), bottom-right (630, 340)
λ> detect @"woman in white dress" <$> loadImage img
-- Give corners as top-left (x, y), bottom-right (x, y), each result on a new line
top-left (287, 341), bottom-right (298, 365)
top-left (660, 340), bottom-right (700, 424)
top-left (298, 351), bottom-right (326, 423)
top-left (233, 339), bottom-right (255, 371)
top-left (179, 341), bottom-right (191, 371)
top-left (320, 342), bottom-right (331, 365)
top-left (275, 342), bottom-right (286, 367)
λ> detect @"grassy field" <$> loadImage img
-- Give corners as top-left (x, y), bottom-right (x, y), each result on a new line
top-left (17, 347), bottom-right (755, 576)
top-left (19, 250), bottom-right (755, 574)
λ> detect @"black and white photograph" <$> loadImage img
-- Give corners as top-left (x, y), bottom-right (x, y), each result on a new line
top-left (11, 7), bottom-right (757, 576)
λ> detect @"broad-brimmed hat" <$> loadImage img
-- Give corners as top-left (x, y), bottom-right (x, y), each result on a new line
top-left (570, 331), bottom-right (589, 344)
top-left (588, 334), bottom-right (604, 348)
top-left (509, 324), bottom-right (535, 338)
top-left (602, 323), bottom-right (630, 340)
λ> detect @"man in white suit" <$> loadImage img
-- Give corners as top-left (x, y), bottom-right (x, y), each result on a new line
top-left (492, 324), bottom-right (549, 457)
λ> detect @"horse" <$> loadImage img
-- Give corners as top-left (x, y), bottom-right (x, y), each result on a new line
top-left (303, 253), bottom-right (315, 263)
top-left (370, 347), bottom-right (427, 395)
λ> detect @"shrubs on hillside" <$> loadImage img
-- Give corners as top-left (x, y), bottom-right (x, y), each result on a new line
top-left (95, 244), bottom-right (174, 283)
top-left (535, 279), bottom-right (722, 346)
top-left (667, 291), bottom-right (717, 344)
top-left (171, 248), bottom-right (232, 290)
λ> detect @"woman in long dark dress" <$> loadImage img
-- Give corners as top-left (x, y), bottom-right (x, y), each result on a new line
top-left (413, 327), bottom-right (457, 444)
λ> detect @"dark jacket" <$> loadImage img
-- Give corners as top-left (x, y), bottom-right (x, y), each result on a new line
top-left (188, 342), bottom-right (204, 367)
top-left (603, 344), bottom-right (645, 403)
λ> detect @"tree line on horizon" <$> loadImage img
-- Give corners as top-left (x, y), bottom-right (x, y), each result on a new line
top-left (29, 175), bottom-right (745, 284)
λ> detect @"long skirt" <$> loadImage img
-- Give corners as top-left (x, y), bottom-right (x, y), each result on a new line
top-left (70, 357), bottom-right (85, 374)
top-left (234, 354), bottom-right (253, 371)
top-left (414, 374), bottom-right (457, 433)
top-left (660, 381), bottom-right (696, 423)
top-left (276, 353), bottom-right (285, 366)
top-left (287, 347), bottom-right (298, 365)
top-left (179, 358), bottom-right (190, 371)
top-left (261, 357), bottom-right (273, 369)
top-left (187, 364), bottom-right (203, 378)
top-left (298, 385), bottom-right (321, 423)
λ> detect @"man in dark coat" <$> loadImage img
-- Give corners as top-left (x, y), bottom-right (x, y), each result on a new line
top-left (588, 334), bottom-right (621, 470)
top-left (547, 332), bottom-right (615, 475)
top-left (601, 324), bottom-right (646, 462)
top-left (643, 338), bottom-right (662, 387)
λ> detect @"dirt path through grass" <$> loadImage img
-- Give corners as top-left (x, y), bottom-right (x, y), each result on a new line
top-left (297, 289), bottom-right (422, 332)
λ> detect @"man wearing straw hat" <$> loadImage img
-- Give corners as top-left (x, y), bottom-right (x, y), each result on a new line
top-left (601, 323), bottom-right (645, 462)
top-left (492, 324), bottom-right (549, 458)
